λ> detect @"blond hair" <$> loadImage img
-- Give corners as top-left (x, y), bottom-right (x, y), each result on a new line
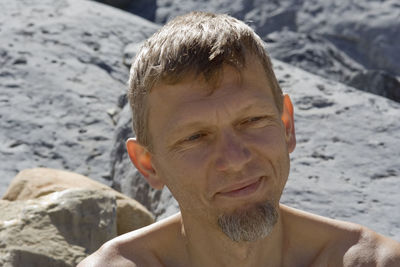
top-left (128, 11), bottom-right (282, 149)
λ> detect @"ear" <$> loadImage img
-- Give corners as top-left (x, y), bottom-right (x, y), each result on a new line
top-left (281, 94), bottom-right (296, 153)
top-left (126, 138), bottom-right (164, 190)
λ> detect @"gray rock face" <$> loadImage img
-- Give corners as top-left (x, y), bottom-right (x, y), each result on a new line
top-left (116, 0), bottom-right (400, 101)
top-left (273, 61), bottom-right (400, 241)
top-left (0, 0), bottom-right (158, 194)
top-left (265, 30), bottom-right (363, 84)
top-left (94, 0), bottom-right (157, 21)
top-left (0, 188), bottom-right (117, 267)
top-left (297, 0), bottom-right (400, 76)
top-left (347, 70), bottom-right (400, 102)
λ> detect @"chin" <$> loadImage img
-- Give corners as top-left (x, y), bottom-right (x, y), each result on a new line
top-left (217, 201), bottom-right (279, 242)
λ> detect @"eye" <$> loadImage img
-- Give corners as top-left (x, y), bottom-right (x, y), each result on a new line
top-left (184, 132), bottom-right (207, 142)
top-left (241, 116), bottom-right (265, 125)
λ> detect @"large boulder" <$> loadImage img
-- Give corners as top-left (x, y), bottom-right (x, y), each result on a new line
top-left (155, 0), bottom-right (400, 78)
top-left (264, 30), bottom-right (363, 84)
top-left (0, 0), bottom-right (159, 195)
top-left (298, 0), bottom-right (400, 76)
top-left (115, 0), bottom-right (400, 101)
top-left (2, 168), bottom-right (154, 235)
top-left (0, 188), bottom-right (117, 267)
top-left (264, 31), bottom-right (400, 102)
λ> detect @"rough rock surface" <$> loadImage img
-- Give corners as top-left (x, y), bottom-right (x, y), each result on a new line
top-left (108, 0), bottom-right (400, 101)
top-left (0, 0), bottom-right (158, 192)
top-left (2, 168), bottom-right (154, 235)
top-left (94, 0), bottom-right (157, 22)
top-left (347, 70), bottom-right (400, 102)
top-left (273, 61), bottom-right (400, 241)
top-left (153, 0), bottom-right (400, 76)
top-left (0, 188), bottom-right (117, 267)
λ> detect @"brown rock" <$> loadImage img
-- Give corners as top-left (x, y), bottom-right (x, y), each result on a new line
top-left (2, 168), bottom-right (154, 235)
top-left (0, 188), bottom-right (117, 267)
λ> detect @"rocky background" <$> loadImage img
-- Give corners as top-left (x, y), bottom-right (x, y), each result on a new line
top-left (0, 0), bottom-right (399, 264)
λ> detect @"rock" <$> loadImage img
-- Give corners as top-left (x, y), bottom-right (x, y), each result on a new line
top-left (93, 0), bottom-right (157, 22)
top-left (0, 0), bottom-right (159, 195)
top-left (264, 30), bottom-right (363, 84)
top-left (115, 0), bottom-right (400, 101)
top-left (298, 0), bottom-right (400, 76)
top-left (347, 70), bottom-right (400, 103)
top-left (0, 188), bottom-right (117, 267)
top-left (273, 61), bottom-right (400, 242)
top-left (123, 41), bottom-right (144, 67)
top-left (2, 168), bottom-right (154, 235)
top-left (264, 31), bottom-right (400, 101)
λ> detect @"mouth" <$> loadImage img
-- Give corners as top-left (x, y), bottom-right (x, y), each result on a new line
top-left (217, 177), bottom-right (263, 198)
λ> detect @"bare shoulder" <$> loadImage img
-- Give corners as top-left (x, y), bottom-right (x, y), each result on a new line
top-left (280, 205), bottom-right (400, 266)
top-left (76, 240), bottom-right (139, 267)
top-left (77, 213), bottom-right (183, 267)
top-left (342, 226), bottom-right (400, 267)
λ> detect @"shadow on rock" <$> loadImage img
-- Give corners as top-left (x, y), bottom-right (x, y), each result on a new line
top-left (347, 70), bottom-right (400, 103)
top-left (9, 249), bottom-right (71, 267)
top-left (94, 0), bottom-right (157, 21)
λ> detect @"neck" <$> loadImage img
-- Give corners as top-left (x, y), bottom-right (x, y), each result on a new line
top-left (180, 206), bottom-right (287, 267)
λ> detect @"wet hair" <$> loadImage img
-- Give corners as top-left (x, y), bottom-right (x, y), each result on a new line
top-left (128, 11), bottom-right (283, 150)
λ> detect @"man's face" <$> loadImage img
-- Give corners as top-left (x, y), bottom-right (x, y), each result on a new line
top-left (147, 58), bottom-right (292, 230)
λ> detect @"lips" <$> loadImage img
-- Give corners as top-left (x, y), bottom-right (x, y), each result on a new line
top-left (217, 177), bottom-right (263, 198)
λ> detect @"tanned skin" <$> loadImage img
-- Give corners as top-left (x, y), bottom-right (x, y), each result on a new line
top-left (79, 207), bottom-right (400, 267)
top-left (78, 58), bottom-right (400, 267)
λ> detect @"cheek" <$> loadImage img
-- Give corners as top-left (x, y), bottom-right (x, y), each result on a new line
top-left (249, 126), bottom-right (288, 152)
top-left (153, 138), bottom-right (210, 182)
top-left (250, 127), bottom-right (290, 181)
top-left (167, 145), bottom-right (213, 174)
top-left (154, 150), bottom-right (210, 204)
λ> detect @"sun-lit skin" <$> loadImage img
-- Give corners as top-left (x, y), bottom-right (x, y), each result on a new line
top-left (147, 59), bottom-right (292, 222)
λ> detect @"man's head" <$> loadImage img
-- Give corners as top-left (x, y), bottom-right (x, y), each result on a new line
top-left (128, 11), bottom-right (283, 150)
top-left (126, 11), bottom-right (296, 243)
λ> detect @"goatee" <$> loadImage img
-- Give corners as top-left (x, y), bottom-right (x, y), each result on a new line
top-left (217, 201), bottom-right (278, 242)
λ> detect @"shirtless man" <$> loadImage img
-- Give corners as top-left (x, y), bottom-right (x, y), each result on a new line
top-left (78, 12), bottom-right (400, 267)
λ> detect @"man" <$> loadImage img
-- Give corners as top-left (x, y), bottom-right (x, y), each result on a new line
top-left (79, 12), bottom-right (400, 267)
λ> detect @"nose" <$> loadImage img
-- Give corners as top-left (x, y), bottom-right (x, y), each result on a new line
top-left (215, 131), bottom-right (252, 172)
